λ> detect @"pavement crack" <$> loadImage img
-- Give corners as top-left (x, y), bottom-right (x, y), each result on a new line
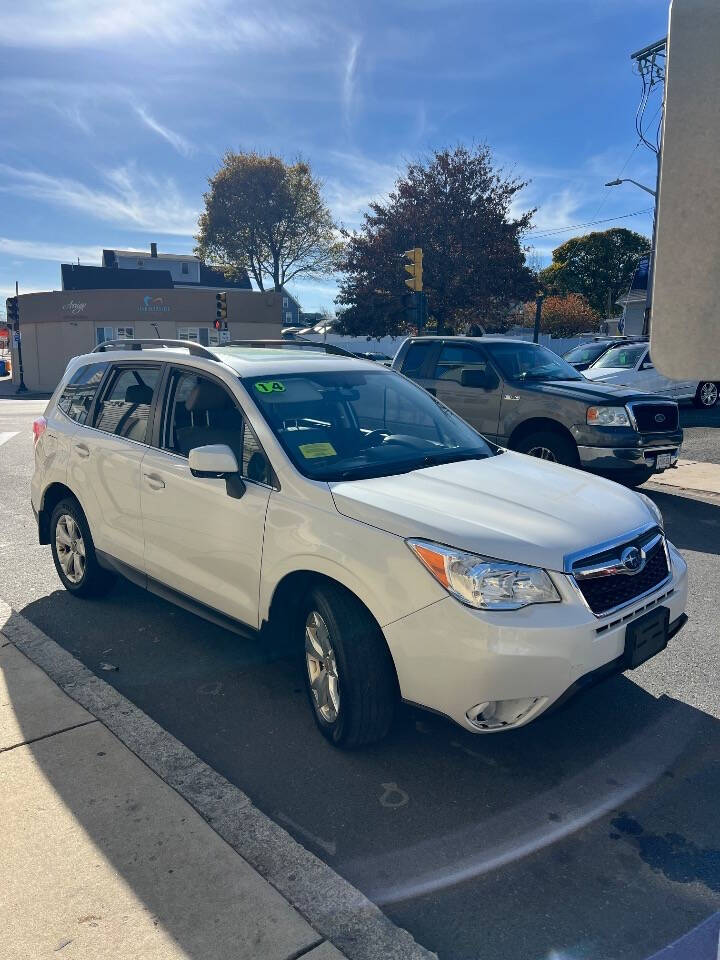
top-left (0, 718), bottom-right (98, 754)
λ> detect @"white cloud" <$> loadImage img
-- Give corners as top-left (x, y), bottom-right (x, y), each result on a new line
top-left (0, 237), bottom-right (102, 264)
top-left (343, 36), bottom-right (361, 127)
top-left (0, 163), bottom-right (199, 236)
top-left (134, 107), bottom-right (195, 157)
top-left (324, 150), bottom-right (400, 227)
top-left (0, 0), bottom-right (317, 51)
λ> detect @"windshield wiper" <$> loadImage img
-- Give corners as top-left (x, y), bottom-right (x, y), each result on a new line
top-left (418, 451), bottom-right (488, 468)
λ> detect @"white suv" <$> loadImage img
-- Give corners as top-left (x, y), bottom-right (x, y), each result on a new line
top-left (31, 340), bottom-right (689, 747)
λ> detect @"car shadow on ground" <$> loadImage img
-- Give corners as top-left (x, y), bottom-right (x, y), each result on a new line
top-left (11, 577), bottom-right (720, 960)
top-left (642, 489), bottom-right (720, 557)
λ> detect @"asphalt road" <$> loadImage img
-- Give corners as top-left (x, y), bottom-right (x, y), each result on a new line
top-left (2, 398), bottom-right (720, 960)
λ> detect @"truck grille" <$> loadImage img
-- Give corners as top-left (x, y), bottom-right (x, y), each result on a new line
top-left (572, 532), bottom-right (670, 616)
top-left (630, 402), bottom-right (679, 432)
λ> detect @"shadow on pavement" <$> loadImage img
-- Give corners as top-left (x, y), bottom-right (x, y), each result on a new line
top-left (642, 489), bottom-right (720, 557)
top-left (12, 577), bottom-right (720, 960)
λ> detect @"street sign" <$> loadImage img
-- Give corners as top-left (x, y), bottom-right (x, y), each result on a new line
top-left (14, 332), bottom-right (21, 344)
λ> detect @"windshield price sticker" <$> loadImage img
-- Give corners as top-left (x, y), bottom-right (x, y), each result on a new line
top-left (299, 442), bottom-right (337, 459)
top-left (254, 380), bottom-right (286, 394)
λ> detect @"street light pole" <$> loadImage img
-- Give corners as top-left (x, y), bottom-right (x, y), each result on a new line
top-left (533, 293), bottom-right (544, 344)
top-left (604, 178), bottom-right (657, 198)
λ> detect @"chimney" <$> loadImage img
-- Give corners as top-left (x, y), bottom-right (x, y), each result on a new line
top-left (150, 242), bottom-right (158, 258)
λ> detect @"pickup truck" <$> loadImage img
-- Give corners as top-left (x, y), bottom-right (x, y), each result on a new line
top-left (392, 336), bottom-right (683, 486)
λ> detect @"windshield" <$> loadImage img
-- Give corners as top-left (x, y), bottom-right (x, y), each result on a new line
top-left (245, 369), bottom-right (493, 481)
top-left (591, 344), bottom-right (647, 369)
top-left (483, 342), bottom-right (583, 382)
top-left (563, 342), bottom-right (611, 364)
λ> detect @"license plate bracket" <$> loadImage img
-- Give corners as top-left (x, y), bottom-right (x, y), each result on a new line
top-left (655, 452), bottom-right (672, 470)
top-left (625, 606), bottom-right (670, 669)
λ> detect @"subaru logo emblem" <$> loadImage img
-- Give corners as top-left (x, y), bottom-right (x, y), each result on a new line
top-left (621, 545), bottom-right (645, 574)
top-left (654, 413), bottom-right (666, 423)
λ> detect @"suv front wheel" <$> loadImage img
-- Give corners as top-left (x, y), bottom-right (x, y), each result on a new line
top-left (301, 583), bottom-right (397, 748)
top-left (50, 498), bottom-right (115, 597)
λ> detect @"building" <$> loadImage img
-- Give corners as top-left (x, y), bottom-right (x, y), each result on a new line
top-left (8, 288), bottom-right (283, 393)
top-left (281, 289), bottom-right (301, 327)
top-left (616, 255), bottom-right (650, 336)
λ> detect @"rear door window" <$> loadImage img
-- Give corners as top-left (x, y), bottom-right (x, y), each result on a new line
top-left (57, 362), bottom-right (109, 425)
top-left (432, 344), bottom-right (489, 383)
top-left (93, 365), bottom-right (161, 443)
top-left (401, 341), bottom-right (435, 377)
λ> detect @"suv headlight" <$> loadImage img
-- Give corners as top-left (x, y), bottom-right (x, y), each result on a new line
top-left (587, 405), bottom-right (631, 427)
top-left (637, 492), bottom-right (664, 530)
top-left (407, 539), bottom-right (560, 610)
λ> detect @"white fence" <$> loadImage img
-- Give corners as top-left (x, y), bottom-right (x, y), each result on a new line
top-left (302, 331), bottom-right (585, 359)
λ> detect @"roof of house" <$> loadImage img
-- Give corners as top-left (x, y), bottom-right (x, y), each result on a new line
top-left (61, 263), bottom-right (174, 291)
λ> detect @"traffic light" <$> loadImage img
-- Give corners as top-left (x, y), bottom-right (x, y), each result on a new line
top-left (403, 248), bottom-right (423, 292)
top-left (216, 291), bottom-right (227, 327)
top-left (6, 297), bottom-right (19, 329)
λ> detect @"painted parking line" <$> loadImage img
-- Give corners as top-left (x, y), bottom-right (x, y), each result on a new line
top-left (0, 432), bottom-right (19, 448)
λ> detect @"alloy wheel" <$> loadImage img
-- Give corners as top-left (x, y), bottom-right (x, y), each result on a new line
top-left (305, 610), bottom-right (340, 723)
top-left (527, 445), bottom-right (557, 461)
top-left (699, 382), bottom-right (718, 407)
top-left (55, 514), bottom-right (86, 584)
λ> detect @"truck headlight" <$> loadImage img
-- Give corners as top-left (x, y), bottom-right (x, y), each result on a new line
top-left (407, 540), bottom-right (560, 610)
top-left (587, 405), bottom-right (631, 427)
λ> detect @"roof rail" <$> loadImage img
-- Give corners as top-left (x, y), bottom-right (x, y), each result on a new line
top-left (222, 338), bottom-right (356, 358)
top-left (91, 338), bottom-right (218, 360)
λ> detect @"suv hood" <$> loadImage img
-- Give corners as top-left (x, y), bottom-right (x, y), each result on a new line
top-left (330, 452), bottom-right (655, 572)
top-left (583, 368), bottom-right (638, 387)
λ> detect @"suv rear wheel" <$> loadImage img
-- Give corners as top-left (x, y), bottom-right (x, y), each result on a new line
top-left (695, 381), bottom-right (719, 408)
top-left (301, 583), bottom-right (397, 748)
top-left (514, 430), bottom-right (578, 467)
top-left (50, 498), bottom-right (115, 597)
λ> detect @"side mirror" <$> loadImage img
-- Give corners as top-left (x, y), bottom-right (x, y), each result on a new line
top-left (641, 361), bottom-right (655, 370)
top-left (189, 444), bottom-right (245, 499)
top-left (460, 367), bottom-right (495, 389)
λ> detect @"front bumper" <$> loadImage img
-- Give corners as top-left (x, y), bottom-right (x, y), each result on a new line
top-left (384, 543), bottom-right (688, 733)
top-left (578, 438), bottom-right (681, 474)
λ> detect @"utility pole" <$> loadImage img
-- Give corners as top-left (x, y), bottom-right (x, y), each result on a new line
top-left (630, 37), bottom-right (666, 338)
top-left (6, 282), bottom-right (27, 393)
top-left (533, 293), bottom-right (544, 344)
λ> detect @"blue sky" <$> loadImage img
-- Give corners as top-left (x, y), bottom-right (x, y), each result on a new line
top-left (0, 0), bottom-right (667, 313)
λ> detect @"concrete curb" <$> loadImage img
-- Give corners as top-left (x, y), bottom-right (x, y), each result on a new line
top-left (647, 459), bottom-right (720, 498)
top-left (0, 600), bottom-right (436, 960)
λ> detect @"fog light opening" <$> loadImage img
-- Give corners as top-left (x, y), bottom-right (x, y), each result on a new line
top-left (466, 697), bottom-right (541, 730)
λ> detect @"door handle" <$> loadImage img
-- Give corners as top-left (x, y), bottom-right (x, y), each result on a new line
top-left (143, 472), bottom-right (166, 490)
top-left (74, 442), bottom-right (90, 458)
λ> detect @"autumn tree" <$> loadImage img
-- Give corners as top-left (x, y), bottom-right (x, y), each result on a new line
top-left (539, 228), bottom-right (649, 317)
top-left (336, 145), bottom-right (536, 336)
top-left (196, 151), bottom-right (340, 291)
top-left (518, 293), bottom-right (599, 337)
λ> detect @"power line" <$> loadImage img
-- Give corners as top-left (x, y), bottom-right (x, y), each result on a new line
top-left (525, 208), bottom-right (654, 240)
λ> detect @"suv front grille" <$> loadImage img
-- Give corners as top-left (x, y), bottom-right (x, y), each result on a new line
top-left (572, 531), bottom-right (670, 616)
top-left (630, 402), bottom-right (679, 433)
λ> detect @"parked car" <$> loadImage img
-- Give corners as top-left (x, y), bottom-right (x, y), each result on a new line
top-left (393, 336), bottom-right (682, 487)
top-left (32, 338), bottom-right (687, 747)
top-left (563, 337), bottom-right (643, 371)
top-left (583, 342), bottom-right (719, 408)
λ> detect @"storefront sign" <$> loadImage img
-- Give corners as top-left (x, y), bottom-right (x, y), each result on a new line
top-left (61, 300), bottom-right (87, 316)
top-left (138, 295), bottom-right (170, 314)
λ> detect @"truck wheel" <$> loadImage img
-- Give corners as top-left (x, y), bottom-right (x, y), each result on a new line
top-left (50, 499), bottom-right (115, 597)
top-left (514, 430), bottom-right (579, 467)
top-left (301, 583), bottom-right (397, 748)
top-left (694, 381), bottom-right (719, 408)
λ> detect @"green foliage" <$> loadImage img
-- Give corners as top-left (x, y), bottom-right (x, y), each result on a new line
top-left (539, 228), bottom-right (649, 317)
top-left (336, 145), bottom-right (536, 337)
top-left (518, 293), bottom-right (599, 337)
top-left (196, 151), bottom-right (340, 292)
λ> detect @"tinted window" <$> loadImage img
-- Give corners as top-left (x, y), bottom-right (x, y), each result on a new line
top-left (57, 362), bottom-right (108, 424)
top-left (94, 366), bottom-right (161, 442)
top-left (591, 344), bottom-right (647, 369)
top-left (163, 371), bottom-right (272, 485)
top-left (401, 341), bottom-right (435, 377)
top-left (563, 343), bottom-right (610, 364)
top-left (482, 342), bottom-right (582, 382)
top-left (432, 344), bottom-right (489, 382)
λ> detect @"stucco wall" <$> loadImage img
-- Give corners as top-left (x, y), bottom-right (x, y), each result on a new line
top-left (10, 288), bottom-right (282, 392)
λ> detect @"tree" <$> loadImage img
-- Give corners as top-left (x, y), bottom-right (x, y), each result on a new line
top-left (196, 151), bottom-right (340, 291)
top-left (539, 228), bottom-right (649, 317)
top-left (518, 293), bottom-right (599, 337)
top-left (336, 145), bottom-right (536, 336)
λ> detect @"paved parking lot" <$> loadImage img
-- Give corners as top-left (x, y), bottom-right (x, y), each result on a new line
top-left (2, 398), bottom-right (719, 960)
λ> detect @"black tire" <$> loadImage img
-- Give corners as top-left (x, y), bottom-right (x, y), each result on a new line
top-left (513, 429), bottom-right (579, 467)
top-left (613, 468), bottom-right (654, 488)
top-left (50, 498), bottom-right (115, 597)
top-left (300, 583), bottom-right (397, 748)
top-left (694, 381), bottom-right (719, 409)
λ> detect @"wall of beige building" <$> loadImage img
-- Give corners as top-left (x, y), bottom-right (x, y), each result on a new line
top-left (9, 288), bottom-right (283, 391)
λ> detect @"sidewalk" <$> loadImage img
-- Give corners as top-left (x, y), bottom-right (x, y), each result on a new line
top-left (0, 638), bottom-right (346, 959)
top-left (647, 458), bottom-right (720, 497)
top-left (0, 374), bottom-right (51, 399)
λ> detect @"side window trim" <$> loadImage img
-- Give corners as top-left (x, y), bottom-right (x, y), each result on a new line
top-left (90, 361), bottom-right (162, 446)
top-left (156, 366), bottom-right (278, 489)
